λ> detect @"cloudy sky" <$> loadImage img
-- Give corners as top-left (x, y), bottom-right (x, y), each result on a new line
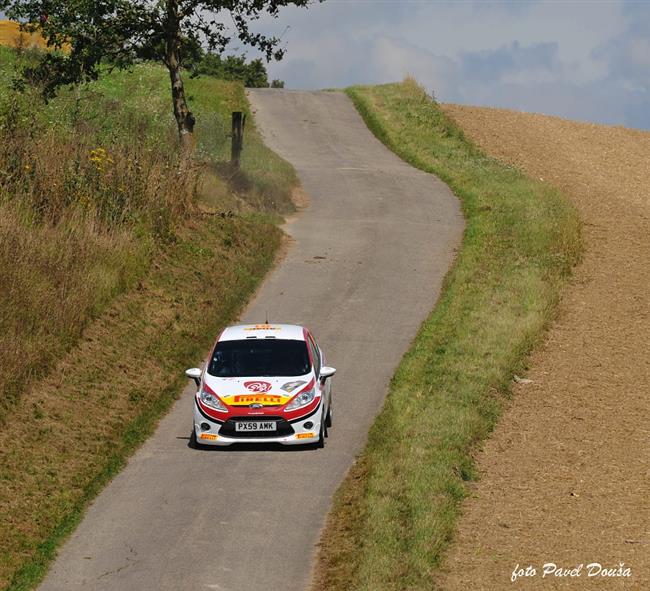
top-left (249, 0), bottom-right (650, 130)
top-left (2, 1), bottom-right (647, 129)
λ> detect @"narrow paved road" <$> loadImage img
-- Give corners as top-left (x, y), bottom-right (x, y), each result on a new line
top-left (38, 90), bottom-right (463, 591)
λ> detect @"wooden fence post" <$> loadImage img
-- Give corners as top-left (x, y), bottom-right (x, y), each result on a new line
top-left (231, 111), bottom-right (246, 168)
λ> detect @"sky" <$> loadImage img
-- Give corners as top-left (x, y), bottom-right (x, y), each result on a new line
top-left (247, 0), bottom-right (650, 130)
top-left (2, 1), bottom-right (648, 129)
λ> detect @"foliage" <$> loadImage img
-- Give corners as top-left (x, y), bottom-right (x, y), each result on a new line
top-left (0, 0), bottom-right (316, 140)
top-left (0, 52), bottom-right (192, 229)
top-left (194, 53), bottom-right (270, 88)
top-left (1, 0), bottom-right (310, 87)
top-left (0, 48), bottom-right (193, 419)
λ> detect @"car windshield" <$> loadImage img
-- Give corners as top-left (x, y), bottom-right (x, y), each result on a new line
top-left (208, 339), bottom-right (311, 377)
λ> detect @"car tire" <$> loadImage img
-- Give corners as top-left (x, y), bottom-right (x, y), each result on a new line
top-left (190, 426), bottom-right (207, 450)
top-left (316, 419), bottom-right (326, 448)
top-left (325, 401), bottom-right (332, 428)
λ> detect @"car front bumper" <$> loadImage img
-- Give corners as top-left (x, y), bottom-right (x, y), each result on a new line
top-left (193, 404), bottom-right (323, 446)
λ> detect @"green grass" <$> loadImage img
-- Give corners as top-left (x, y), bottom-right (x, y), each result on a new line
top-left (313, 80), bottom-right (581, 591)
top-left (84, 64), bottom-right (296, 210)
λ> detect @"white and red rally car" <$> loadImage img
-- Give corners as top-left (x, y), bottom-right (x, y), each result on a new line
top-left (185, 324), bottom-right (336, 448)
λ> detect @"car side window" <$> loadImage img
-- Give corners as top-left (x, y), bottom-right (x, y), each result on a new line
top-left (307, 335), bottom-right (321, 377)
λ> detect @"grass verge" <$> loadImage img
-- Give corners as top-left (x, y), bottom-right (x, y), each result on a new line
top-left (312, 79), bottom-right (581, 591)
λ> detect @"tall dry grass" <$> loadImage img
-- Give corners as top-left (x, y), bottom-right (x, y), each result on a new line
top-left (0, 204), bottom-right (145, 417)
top-left (0, 91), bottom-right (194, 231)
top-left (0, 65), bottom-right (198, 420)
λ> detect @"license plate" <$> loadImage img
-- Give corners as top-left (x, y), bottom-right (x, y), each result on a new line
top-left (235, 421), bottom-right (277, 432)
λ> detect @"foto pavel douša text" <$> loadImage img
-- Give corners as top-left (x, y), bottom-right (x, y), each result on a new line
top-left (512, 562), bottom-right (631, 582)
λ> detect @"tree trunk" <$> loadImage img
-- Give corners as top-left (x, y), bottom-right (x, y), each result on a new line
top-left (166, 0), bottom-right (195, 151)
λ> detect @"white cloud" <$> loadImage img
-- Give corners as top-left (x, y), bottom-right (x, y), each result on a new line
top-left (370, 35), bottom-right (457, 97)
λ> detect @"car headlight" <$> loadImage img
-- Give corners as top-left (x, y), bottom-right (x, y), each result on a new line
top-left (199, 388), bottom-right (227, 412)
top-left (285, 387), bottom-right (316, 411)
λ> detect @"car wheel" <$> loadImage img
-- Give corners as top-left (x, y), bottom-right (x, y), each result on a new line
top-left (325, 400), bottom-right (332, 428)
top-left (316, 419), bottom-right (325, 448)
top-left (190, 426), bottom-right (206, 450)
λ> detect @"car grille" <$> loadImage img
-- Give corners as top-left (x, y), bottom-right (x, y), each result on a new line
top-left (218, 416), bottom-right (294, 439)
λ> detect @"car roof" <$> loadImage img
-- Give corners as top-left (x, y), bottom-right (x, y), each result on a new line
top-left (219, 324), bottom-right (306, 342)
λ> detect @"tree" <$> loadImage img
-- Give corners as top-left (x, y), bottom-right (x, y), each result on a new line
top-left (195, 53), bottom-right (270, 88)
top-left (1, 0), bottom-right (315, 149)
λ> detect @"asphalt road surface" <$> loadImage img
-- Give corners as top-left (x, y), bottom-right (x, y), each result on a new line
top-left (38, 90), bottom-right (463, 591)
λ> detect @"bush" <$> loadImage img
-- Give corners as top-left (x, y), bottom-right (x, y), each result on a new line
top-left (195, 53), bottom-right (270, 88)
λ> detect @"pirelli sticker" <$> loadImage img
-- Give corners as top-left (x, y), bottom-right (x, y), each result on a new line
top-left (223, 394), bottom-right (287, 406)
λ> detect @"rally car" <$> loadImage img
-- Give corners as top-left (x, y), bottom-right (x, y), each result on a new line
top-left (186, 324), bottom-right (336, 448)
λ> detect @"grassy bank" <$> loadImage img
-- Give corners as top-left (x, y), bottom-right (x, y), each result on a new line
top-left (0, 47), bottom-right (294, 420)
top-left (312, 80), bottom-right (581, 591)
top-left (0, 46), bottom-right (294, 589)
top-left (1, 215), bottom-right (282, 591)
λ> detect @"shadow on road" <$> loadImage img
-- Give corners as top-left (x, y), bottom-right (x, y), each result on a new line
top-left (176, 435), bottom-right (322, 452)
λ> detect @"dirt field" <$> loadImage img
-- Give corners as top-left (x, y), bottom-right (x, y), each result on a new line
top-left (438, 105), bottom-right (649, 589)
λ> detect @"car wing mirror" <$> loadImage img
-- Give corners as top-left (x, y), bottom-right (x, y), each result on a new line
top-left (185, 367), bottom-right (202, 387)
top-left (320, 366), bottom-right (336, 380)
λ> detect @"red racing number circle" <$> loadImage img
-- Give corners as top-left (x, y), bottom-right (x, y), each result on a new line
top-left (244, 381), bottom-right (272, 393)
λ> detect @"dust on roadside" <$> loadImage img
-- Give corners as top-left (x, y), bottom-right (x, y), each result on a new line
top-left (438, 105), bottom-right (650, 590)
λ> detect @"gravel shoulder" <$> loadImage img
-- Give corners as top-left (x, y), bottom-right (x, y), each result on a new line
top-left (439, 105), bottom-right (650, 590)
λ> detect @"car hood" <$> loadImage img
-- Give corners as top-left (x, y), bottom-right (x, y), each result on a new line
top-left (203, 374), bottom-right (313, 407)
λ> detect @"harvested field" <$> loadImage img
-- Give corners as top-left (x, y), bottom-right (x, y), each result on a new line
top-left (0, 20), bottom-right (48, 49)
top-left (439, 105), bottom-right (650, 589)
